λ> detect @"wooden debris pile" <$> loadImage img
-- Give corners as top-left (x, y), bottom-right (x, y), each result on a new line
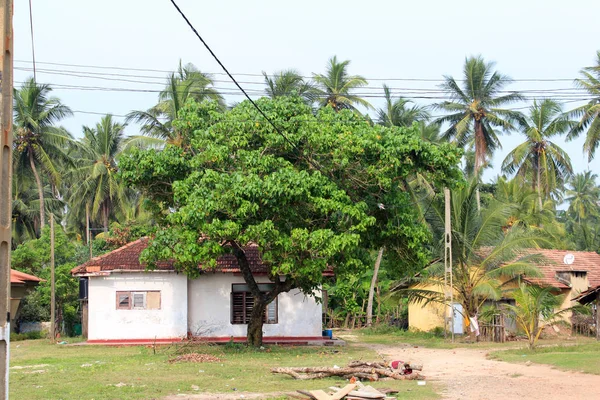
top-left (272, 360), bottom-right (423, 381)
top-left (293, 382), bottom-right (401, 400)
top-left (167, 353), bottom-right (221, 364)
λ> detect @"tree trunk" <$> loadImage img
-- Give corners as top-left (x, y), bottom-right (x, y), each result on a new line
top-left (366, 247), bottom-right (384, 327)
top-left (474, 120), bottom-right (484, 213)
top-left (536, 160), bottom-right (543, 211)
top-left (29, 151), bottom-right (46, 230)
top-left (102, 202), bottom-right (109, 233)
top-left (247, 295), bottom-right (267, 347)
top-left (229, 240), bottom-right (294, 347)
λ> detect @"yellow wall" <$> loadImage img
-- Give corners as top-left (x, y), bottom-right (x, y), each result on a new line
top-left (408, 271), bottom-right (591, 332)
top-left (408, 282), bottom-right (446, 332)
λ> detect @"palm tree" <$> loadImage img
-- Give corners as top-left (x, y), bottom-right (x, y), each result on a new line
top-left (69, 115), bottom-right (128, 232)
top-left (434, 56), bottom-right (523, 208)
top-left (263, 70), bottom-right (315, 104)
top-left (127, 61), bottom-right (224, 146)
top-left (567, 51), bottom-right (600, 161)
top-left (502, 99), bottom-right (574, 209)
top-left (505, 283), bottom-right (570, 349)
top-left (312, 56), bottom-right (372, 111)
top-left (398, 178), bottom-right (545, 333)
top-left (376, 84), bottom-right (430, 127)
top-left (13, 78), bottom-right (73, 230)
top-left (565, 171), bottom-right (600, 224)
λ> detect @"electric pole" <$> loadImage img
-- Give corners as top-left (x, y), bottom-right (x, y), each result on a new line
top-left (443, 188), bottom-right (454, 343)
top-left (0, 0), bottom-right (12, 397)
top-left (50, 215), bottom-right (55, 342)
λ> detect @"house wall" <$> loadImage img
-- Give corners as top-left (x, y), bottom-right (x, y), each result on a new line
top-left (558, 272), bottom-right (589, 322)
top-left (408, 282), bottom-right (446, 332)
top-left (88, 272), bottom-right (188, 340)
top-left (187, 273), bottom-right (323, 337)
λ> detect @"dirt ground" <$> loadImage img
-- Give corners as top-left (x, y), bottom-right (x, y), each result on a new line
top-left (374, 344), bottom-right (600, 400)
top-left (164, 343), bottom-right (600, 400)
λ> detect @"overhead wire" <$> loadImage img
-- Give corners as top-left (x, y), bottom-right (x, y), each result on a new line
top-left (167, 0), bottom-right (299, 151)
top-left (14, 59), bottom-right (582, 83)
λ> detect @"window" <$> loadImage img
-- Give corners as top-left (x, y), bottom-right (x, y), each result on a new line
top-left (116, 291), bottom-right (161, 310)
top-left (231, 284), bottom-right (277, 324)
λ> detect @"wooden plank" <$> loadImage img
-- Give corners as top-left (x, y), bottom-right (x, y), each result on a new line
top-left (330, 384), bottom-right (357, 400)
top-left (308, 389), bottom-right (333, 400)
top-left (296, 390), bottom-right (317, 399)
top-left (347, 390), bottom-right (385, 399)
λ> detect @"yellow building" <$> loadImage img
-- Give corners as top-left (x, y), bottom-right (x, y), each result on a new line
top-left (408, 249), bottom-right (600, 332)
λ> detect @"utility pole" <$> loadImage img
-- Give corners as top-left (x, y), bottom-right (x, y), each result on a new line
top-left (0, 0), bottom-right (12, 398)
top-left (443, 188), bottom-right (454, 343)
top-left (50, 215), bottom-right (56, 342)
top-left (86, 204), bottom-right (91, 259)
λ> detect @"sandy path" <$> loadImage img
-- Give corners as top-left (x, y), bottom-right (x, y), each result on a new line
top-left (373, 344), bottom-right (600, 400)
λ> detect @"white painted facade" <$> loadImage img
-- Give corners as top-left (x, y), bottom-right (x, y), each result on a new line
top-left (87, 272), bottom-right (188, 340)
top-left (187, 273), bottom-right (323, 337)
top-left (87, 271), bottom-right (323, 340)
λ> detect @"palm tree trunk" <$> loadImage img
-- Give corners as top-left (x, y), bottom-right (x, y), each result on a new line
top-left (29, 151), bottom-right (46, 230)
top-left (474, 120), bottom-right (484, 212)
top-left (366, 247), bottom-right (384, 327)
top-left (102, 202), bottom-right (109, 233)
top-left (536, 161), bottom-right (543, 211)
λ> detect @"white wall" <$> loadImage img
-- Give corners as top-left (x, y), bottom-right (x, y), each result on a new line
top-left (88, 272), bottom-right (188, 340)
top-left (188, 273), bottom-right (323, 337)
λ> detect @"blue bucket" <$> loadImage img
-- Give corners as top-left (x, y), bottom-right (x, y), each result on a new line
top-left (322, 329), bottom-right (333, 339)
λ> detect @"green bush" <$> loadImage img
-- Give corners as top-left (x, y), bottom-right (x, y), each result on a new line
top-left (11, 331), bottom-right (43, 341)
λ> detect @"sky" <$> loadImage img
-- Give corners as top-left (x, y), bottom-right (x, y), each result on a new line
top-left (12, 0), bottom-right (600, 184)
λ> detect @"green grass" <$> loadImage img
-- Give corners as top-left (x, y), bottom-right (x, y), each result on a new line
top-left (10, 340), bottom-right (438, 400)
top-left (489, 342), bottom-right (600, 374)
top-left (343, 326), bottom-right (597, 350)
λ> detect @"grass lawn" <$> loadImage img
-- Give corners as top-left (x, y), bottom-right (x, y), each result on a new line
top-left (345, 326), bottom-right (598, 350)
top-left (489, 342), bottom-right (600, 374)
top-left (10, 339), bottom-right (439, 400)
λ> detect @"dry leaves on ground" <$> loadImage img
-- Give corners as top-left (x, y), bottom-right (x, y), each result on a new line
top-left (168, 353), bottom-right (222, 364)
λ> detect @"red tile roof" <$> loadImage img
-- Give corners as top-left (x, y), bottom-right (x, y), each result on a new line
top-left (523, 249), bottom-right (600, 289)
top-left (11, 269), bottom-right (43, 285)
top-left (71, 237), bottom-right (269, 275)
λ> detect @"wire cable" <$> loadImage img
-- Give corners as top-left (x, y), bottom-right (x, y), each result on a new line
top-left (27, 0), bottom-right (37, 81)
top-left (168, 0), bottom-right (299, 151)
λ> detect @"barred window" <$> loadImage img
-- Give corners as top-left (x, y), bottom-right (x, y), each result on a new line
top-left (231, 284), bottom-right (277, 324)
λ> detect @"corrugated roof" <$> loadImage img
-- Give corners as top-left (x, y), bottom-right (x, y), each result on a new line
top-left (70, 237), bottom-right (289, 276)
top-left (522, 249), bottom-right (600, 289)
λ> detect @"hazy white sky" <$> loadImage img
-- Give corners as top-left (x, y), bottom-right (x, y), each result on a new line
top-left (12, 0), bottom-right (600, 183)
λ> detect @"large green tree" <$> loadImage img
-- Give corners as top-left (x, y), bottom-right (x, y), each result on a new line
top-left (502, 99), bottom-right (574, 209)
top-left (312, 56), bottom-right (372, 111)
top-left (13, 78), bottom-right (73, 230)
top-left (434, 55), bottom-right (523, 209)
top-left (568, 50), bottom-right (600, 161)
top-left (121, 96), bottom-right (462, 346)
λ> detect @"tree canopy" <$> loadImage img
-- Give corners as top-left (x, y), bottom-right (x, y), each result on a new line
top-left (120, 96), bottom-right (462, 345)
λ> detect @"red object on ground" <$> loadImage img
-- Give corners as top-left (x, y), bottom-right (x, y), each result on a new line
top-left (391, 360), bottom-right (403, 369)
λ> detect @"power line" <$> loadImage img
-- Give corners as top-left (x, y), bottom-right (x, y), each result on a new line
top-left (168, 0), bottom-right (299, 151)
top-left (27, 0), bottom-right (36, 80)
top-left (14, 59), bottom-right (584, 83)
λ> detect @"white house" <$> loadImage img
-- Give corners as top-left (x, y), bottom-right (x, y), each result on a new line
top-left (71, 238), bottom-right (331, 344)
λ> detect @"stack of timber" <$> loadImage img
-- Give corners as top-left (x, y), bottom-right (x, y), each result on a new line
top-left (272, 360), bottom-right (423, 381)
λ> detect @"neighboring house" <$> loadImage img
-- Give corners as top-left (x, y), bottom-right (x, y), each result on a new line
top-left (11, 269), bottom-right (43, 329)
top-left (71, 238), bottom-right (331, 344)
top-left (408, 249), bottom-right (600, 333)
